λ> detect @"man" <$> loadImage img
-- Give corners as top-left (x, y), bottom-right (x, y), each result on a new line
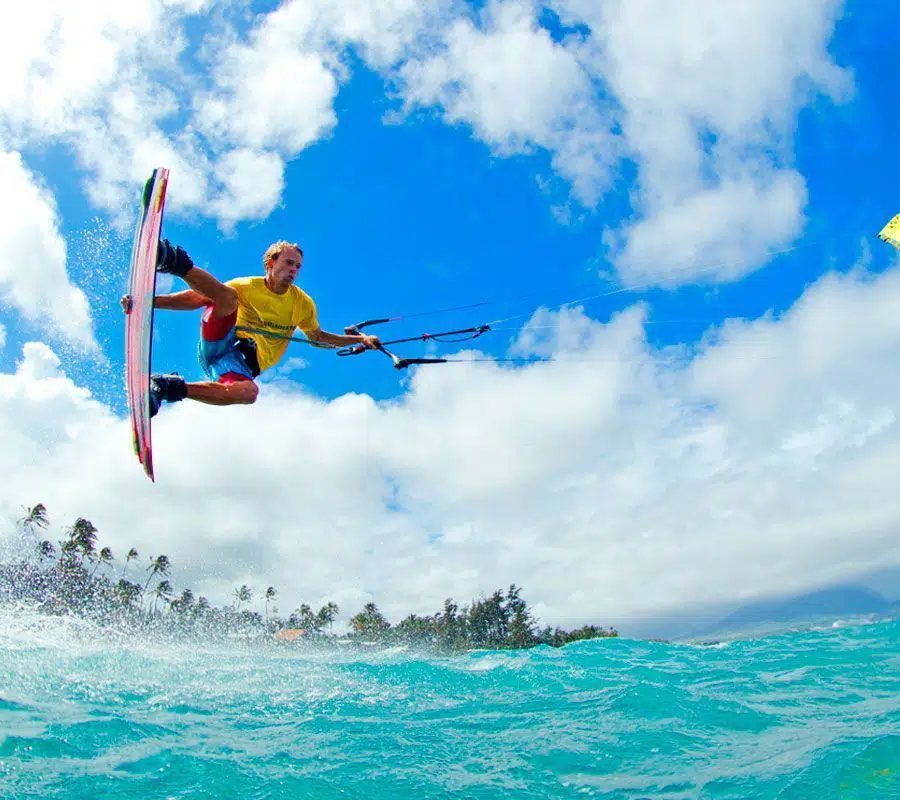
top-left (127, 239), bottom-right (380, 416)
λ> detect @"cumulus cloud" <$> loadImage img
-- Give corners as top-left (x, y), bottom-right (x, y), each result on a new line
top-left (194, 3), bottom-right (340, 155)
top-left (0, 0), bottom-right (877, 629)
top-left (612, 169), bottom-right (808, 284)
top-left (0, 0), bottom-right (214, 219)
top-left (0, 0), bottom-right (852, 277)
top-left (0, 0), bottom-right (454, 229)
top-left (552, 0), bottom-right (851, 282)
top-left (303, 0), bottom-right (460, 69)
top-left (399, 0), bottom-right (618, 206)
top-left (207, 149), bottom-right (286, 229)
top-left (0, 0), bottom-right (335, 227)
top-left (0, 152), bottom-right (96, 350)
top-left (2, 264), bottom-right (899, 628)
top-left (375, 0), bottom-right (851, 284)
top-left (0, 343), bottom-right (113, 495)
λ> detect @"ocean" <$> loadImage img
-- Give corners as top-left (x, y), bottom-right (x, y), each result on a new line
top-left (1, 607), bottom-right (898, 799)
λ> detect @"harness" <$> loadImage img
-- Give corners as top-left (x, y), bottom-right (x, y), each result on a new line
top-left (234, 336), bottom-right (261, 377)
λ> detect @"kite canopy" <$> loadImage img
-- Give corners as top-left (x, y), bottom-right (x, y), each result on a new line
top-left (879, 214), bottom-right (900, 250)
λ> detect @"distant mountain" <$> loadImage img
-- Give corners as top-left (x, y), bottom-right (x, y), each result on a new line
top-left (695, 586), bottom-right (892, 639)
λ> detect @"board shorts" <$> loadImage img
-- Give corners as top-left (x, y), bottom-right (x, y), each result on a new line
top-left (197, 306), bottom-right (259, 383)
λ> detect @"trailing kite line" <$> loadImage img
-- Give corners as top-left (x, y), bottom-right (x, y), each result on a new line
top-left (377, 241), bottom-right (810, 330)
top-left (483, 243), bottom-right (810, 329)
top-left (239, 231), bottom-right (893, 370)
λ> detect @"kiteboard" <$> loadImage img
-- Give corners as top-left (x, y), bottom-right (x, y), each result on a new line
top-left (125, 168), bottom-right (169, 482)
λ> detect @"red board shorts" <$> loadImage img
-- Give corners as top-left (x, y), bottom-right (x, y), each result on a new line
top-left (197, 306), bottom-right (257, 384)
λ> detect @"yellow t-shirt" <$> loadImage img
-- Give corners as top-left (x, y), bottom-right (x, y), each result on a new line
top-left (228, 277), bottom-right (318, 373)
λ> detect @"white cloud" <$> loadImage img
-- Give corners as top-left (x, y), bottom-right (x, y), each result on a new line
top-left (2, 265), bottom-right (900, 628)
top-left (0, 0), bottom-right (851, 274)
top-left (207, 149), bottom-right (286, 229)
top-left (270, 356), bottom-right (310, 377)
top-left (0, 2), bottom-right (158, 139)
top-left (0, 0), bottom-right (332, 228)
top-left (0, 343), bottom-right (112, 488)
top-left (305, 0), bottom-right (460, 69)
top-left (0, 0), bottom-right (879, 629)
top-left (0, 152), bottom-right (96, 351)
top-left (379, 0), bottom-right (850, 283)
top-left (399, 0), bottom-right (618, 205)
top-left (552, 0), bottom-right (851, 282)
top-left (195, 5), bottom-right (340, 154)
top-left (612, 169), bottom-right (808, 284)
top-left (0, 0), bottom-right (215, 219)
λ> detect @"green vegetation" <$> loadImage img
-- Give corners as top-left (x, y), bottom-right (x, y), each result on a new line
top-left (1, 504), bottom-right (617, 650)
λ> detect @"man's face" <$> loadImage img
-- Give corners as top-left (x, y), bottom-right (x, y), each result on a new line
top-left (268, 247), bottom-right (303, 286)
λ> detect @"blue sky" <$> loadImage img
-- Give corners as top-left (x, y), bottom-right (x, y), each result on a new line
top-left (1, 0), bottom-right (899, 633)
top-left (4, 1), bottom-right (896, 405)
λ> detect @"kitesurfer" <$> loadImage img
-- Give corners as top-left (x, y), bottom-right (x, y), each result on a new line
top-left (124, 239), bottom-right (380, 416)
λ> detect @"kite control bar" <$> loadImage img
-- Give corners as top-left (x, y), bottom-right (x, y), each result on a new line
top-left (338, 318), bottom-right (491, 370)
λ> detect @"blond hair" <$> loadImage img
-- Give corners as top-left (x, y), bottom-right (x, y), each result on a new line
top-left (263, 240), bottom-right (304, 272)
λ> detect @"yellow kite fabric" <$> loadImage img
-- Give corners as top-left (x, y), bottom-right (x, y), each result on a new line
top-left (879, 214), bottom-right (900, 250)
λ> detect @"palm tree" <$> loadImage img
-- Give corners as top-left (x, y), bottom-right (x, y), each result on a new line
top-left (69, 518), bottom-right (98, 560)
top-left (143, 555), bottom-right (171, 609)
top-left (56, 517), bottom-right (96, 575)
top-left (436, 598), bottom-right (465, 649)
top-left (37, 540), bottom-right (55, 563)
top-left (289, 603), bottom-right (316, 630)
top-left (173, 588), bottom-right (195, 613)
top-left (56, 538), bottom-right (80, 583)
top-left (232, 585), bottom-right (252, 610)
top-left (115, 579), bottom-right (142, 609)
top-left (152, 580), bottom-right (174, 614)
top-left (121, 548), bottom-right (139, 577)
top-left (264, 586), bottom-right (277, 622)
top-left (467, 590), bottom-right (507, 648)
top-left (144, 555), bottom-right (171, 588)
top-left (91, 546), bottom-right (114, 578)
top-left (505, 584), bottom-right (536, 648)
top-left (316, 601), bottom-right (339, 633)
top-left (19, 503), bottom-right (49, 544)
top-left (350, 602), bottom-right (390, 641)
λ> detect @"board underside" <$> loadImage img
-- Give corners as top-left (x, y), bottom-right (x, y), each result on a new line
top-left (126, 168), bottom-right (169, 481)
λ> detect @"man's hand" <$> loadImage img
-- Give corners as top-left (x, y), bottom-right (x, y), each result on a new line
top-left (360, 334), bottom-right (381, 350)
top-left (120, 295), bottom-right (133, 314)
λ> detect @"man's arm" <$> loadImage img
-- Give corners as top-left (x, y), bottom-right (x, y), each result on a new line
top-left (306, 327), bottom-right (381, 350)
top-left (120, 289), bottom-right (211, 314)
top-left (154, 290), bottom-right (211, 310)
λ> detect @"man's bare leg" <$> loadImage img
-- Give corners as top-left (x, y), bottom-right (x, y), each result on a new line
top-left (150, 241), bottom-right (255, 415)
top-left (180, 267), bottom-right (238, 318)
top-left (158, 240), bottom-right (237, 318)
top-left (186, 380), bottom-right (258, 406)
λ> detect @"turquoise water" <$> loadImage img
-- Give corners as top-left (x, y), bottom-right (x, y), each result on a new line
top-left (1, 609), bottom-right (898, 799)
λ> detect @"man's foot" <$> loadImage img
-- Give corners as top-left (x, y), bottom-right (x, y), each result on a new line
top-left (149, 374), bottom-right (188, 418)
top-left (156, 239), bottom-right (194, 278)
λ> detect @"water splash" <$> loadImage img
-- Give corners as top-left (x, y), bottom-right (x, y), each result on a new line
top-left (2, 606), bottom-right (898, 799)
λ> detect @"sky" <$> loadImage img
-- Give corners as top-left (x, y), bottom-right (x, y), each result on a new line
top-left (1, 0), bottom-right (899, 636)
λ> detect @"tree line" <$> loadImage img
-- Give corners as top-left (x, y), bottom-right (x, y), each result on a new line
top-left (0, 503), bottom-right (617, 650)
